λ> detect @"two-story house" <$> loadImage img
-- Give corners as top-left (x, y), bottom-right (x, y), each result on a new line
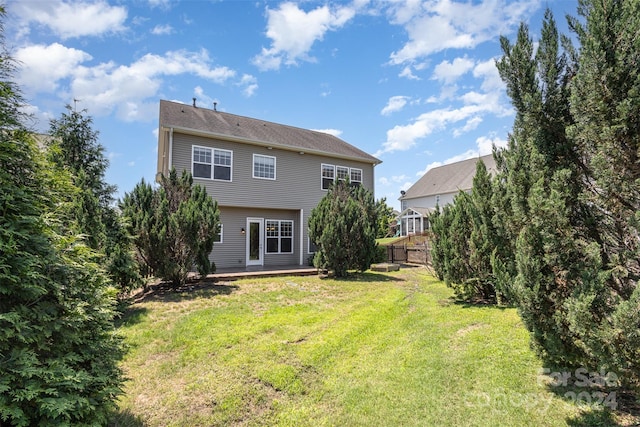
top-left (156, 99), bottom-right (381, 270)
top-left (397, 154), bottom-right (496, 236)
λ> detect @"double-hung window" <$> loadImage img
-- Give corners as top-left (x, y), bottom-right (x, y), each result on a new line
top-left (214, 224), bottom-right (223, 244)
top-left (253, 154), bottom-right (276, 180)
top-left (321, 164), bottom-right (335, 190)
top-left (265, 220), bottom-right (293, 254)
top-left (336, 166), bottom-right (349, 181)
top-left (192, 146), bottom-right (232, 181)
top-left (322, 163), bottom-right (363, 189)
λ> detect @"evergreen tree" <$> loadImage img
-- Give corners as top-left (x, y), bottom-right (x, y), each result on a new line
top-left (309, 180), bottom-right (378, 278)
top-left (48, 106), bottom-right (141, 295)
top-left (0, 6), bottom-right (123, 423)
top-left (492, 9), bottom-right (593, 365)
top-left (429, 160), bottom-right (501, 301)
top-left (375, 197), bottom-right (395, 238)
top-left (565, 0), bottom-right (640, 389)
top-left (121, 168), bottom-right (220, 286)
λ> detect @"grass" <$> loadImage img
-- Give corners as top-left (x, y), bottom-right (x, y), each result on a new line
top-left (111, 266), bottom-right (633, 426)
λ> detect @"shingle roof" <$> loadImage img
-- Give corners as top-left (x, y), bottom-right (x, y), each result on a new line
top-left (159, 100), bottom-right (380, 164)
top-left (400, 154), bottom-right (497, 200)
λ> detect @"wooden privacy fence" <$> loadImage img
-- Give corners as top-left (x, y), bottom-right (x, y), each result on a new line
top-left (386, 243), bottom-right (432, 266)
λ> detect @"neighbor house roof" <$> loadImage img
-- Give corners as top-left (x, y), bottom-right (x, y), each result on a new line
top-left (400, 154), bottom-right (497, 200)
top-left (159, 100), bottom-right (381, 165)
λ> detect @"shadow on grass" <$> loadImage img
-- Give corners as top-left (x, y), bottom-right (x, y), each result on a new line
top-left (108, 408), bottom-right (145, 427)
top-left (331, 271), bottom-right (406, 283)
top-left (453, 299), bottom-right (510, 310)
top-left (133, 279), bottom-right (239, 304)
top-left (539, 368), bottom-right (639, 427)
top-left (115, 305), bottom-right (149, 328)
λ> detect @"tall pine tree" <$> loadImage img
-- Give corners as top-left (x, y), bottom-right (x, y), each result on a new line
top-left (565, 0), bottom-right (640, 389)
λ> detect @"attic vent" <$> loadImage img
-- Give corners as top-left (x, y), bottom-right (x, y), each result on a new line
top-left (192, 97), bottom-right (197, 107)
top-left (213, 102), bottom-right (217, 111)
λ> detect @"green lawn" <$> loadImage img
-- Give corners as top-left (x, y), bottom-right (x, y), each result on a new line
top-left (111, 267), bottom-right (627, 426)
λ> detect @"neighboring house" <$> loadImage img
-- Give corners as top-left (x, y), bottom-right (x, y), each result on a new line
top-left (157, 99), bottom-right (381, 270)
top-left (397, 154), bottom-right (497, 236)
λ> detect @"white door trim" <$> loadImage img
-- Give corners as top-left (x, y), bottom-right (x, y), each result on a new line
top-left (246, 217), bottom-right (264, 266)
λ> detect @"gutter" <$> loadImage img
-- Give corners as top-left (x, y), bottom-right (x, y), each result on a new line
top-left (166, 124), bottom-right (382, 166)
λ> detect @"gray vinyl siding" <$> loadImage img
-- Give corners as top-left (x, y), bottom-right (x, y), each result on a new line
top-left (171, 133), bottom-right (374, 208)
top-left (212, 206), bottom-right (299, 269)
top-left (170, 132), bottom-right (375, 269)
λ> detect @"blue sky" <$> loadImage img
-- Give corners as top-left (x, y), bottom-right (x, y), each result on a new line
top-left (8, 0), bottom-right (578, 210)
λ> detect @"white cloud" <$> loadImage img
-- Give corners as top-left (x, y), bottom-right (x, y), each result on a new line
top-left (151, 24), bottom-right (174, 35)
top-left (473, 58), bottom-right (504, 92)
top-left (13, 0), bottom-right (127, 39)
top-left (453, 116), bottom-right (483, 137)
top-left (476, 135), bottom-right (507, 154)
top-left (238, 74), bottom-right (258, 97)
top-left (252, 2), bottom-right (357, 70)
top-left (16, 43), bottom-right (246, 122)
top-left (432, 56), bottom-right (474, 84)
top-left (381, 96), bottom-right (410, 115)
top-left (416, 134), bottom-right (507, 175)
top-left (388, 0), bottom-right (539, 65)
top-left (312, 128), bottom-right (343, 137)
top-left (376, 104), bottom-right (490, 156)
top-left (128, 161), bottom-right (136, 167)
top-left (15, 43), bottom-right (92, 92)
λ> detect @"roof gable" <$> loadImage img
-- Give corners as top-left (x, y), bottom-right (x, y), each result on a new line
top-left (159, 100), bottom-right (380, 165)
top-left (401, 154), bottom-right (497, 200)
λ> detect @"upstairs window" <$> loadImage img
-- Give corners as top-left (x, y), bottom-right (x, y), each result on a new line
top-left (253, 154), bottom-right (276, 180)
top-left (321, 164), bottom-right (335, 190)
top-left (265, 220), bottom-right (293, 254)
top-left (322, 163), bottom-right (363, 190)
top-left (192, 145), bottom-right (232, 181)
top-left (336, 166), bottom-right (349, 181)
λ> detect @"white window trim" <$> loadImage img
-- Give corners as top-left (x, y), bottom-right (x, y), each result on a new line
top-left (321, 163), bottom-right (363, 190)
top-left (350, 168), bottom-right (363, 185)
top-left (265, 219), bottom-right (294, 254)
top-left (252, 154), bottom-right (276, 180)
top-left (214, 224), bottom-right (223, 244)
top-left (321, 164), bottom-right (335, 190)
top-left (336, 165), bottom-right (349, 181)
top-left (191, 145), bottom-right (233, 182)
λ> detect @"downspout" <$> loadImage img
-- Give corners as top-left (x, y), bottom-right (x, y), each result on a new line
top-left (299, 209), bottom-right (304, 266)
top-left (168, 127), bottom-right (174, 173)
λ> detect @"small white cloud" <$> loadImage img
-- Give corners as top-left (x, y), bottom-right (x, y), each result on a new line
top-left (151, 24), bottom-right (173, 35)
top-left (453, 116), bottom-right (482, 137)
top-left (253, 2), bottom-right (357, 71)
top-left (432, 56), bottom-right (475, 84)
top-left (381, 96), bottom-right (410, 116)
top-left (238, 74), bottom-right (258, 97)
top-left (312, 128), bottom-right (343, 137)
top-left (376, 104), bottom-right (488, 156)
top-left (128, 161), bottom-right (136, 167)
top-left (399, 65), bottom-right (420, 80)
top-left (416, 134), bottom-right (507, 176)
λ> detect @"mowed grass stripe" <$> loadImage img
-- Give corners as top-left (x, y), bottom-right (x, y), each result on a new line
top-left (114, 268), bottom-right (592, 426)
